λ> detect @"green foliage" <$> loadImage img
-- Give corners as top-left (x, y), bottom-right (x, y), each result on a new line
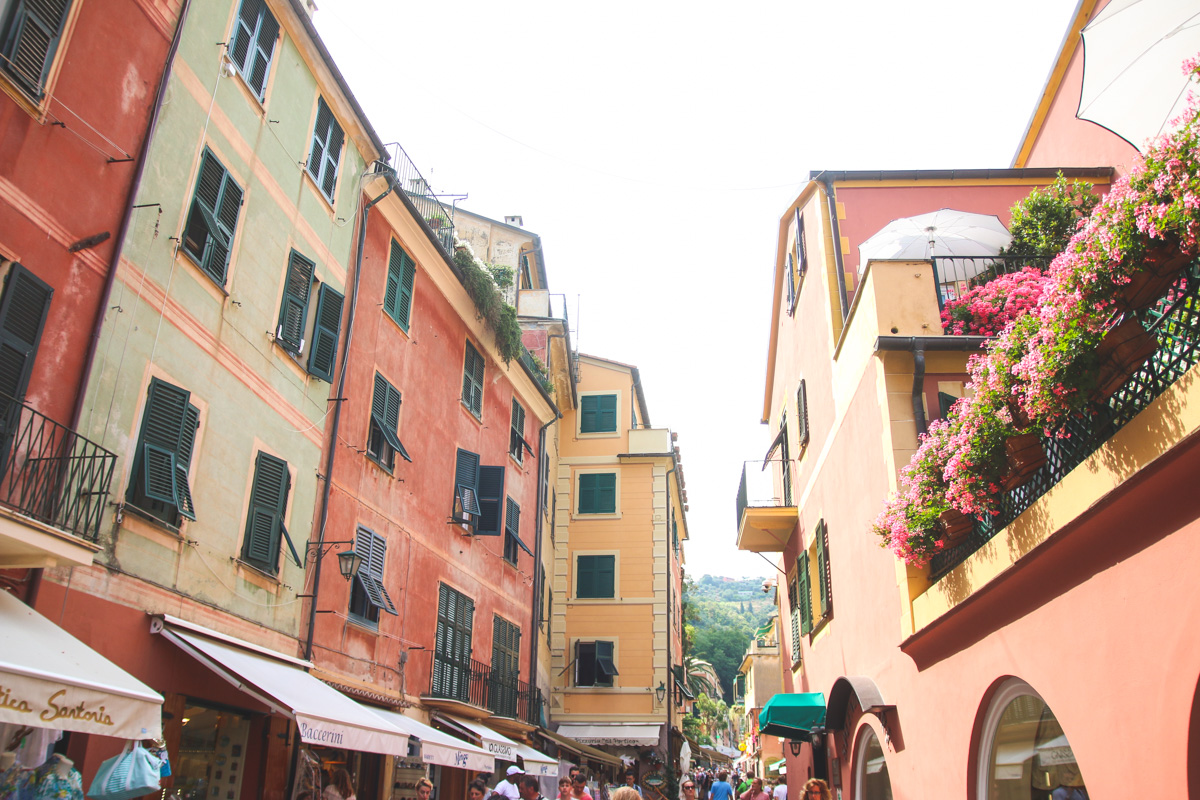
top-left (686, 574), bottom-right (772, 702)
top-left (488, 264), bottom-right (515, 291)
top-left (452, 246), bottom-right (524, 364)
top-left (1000, 173), bottom-right (1099, 260)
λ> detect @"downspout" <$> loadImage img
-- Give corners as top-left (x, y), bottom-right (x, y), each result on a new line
top-left (529, 412), bottom-right (559, 726)
top-left (303, 168), bottom-right (397, 662)
top-left (665, 461), bottom-right (677, 782)
top-left (816, 173), bottom-right (850, 324)
top-left (874, 335), bottom-right (990, 439)
top-left (35, 0), bottom-right (193, 608)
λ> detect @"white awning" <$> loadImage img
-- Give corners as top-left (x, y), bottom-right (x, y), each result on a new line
top-left (555, 723), bottom-right (661, 746)
top-left (0, 590), bottom-right (162, 739)
top-left (370, 708), bottom-right (494, 772)
top-left (156, 621), bottom-right (408, 756)
top-left (514, 742), bottom-right (557, 776)
top-left (440, 714), bottom-right (523, 760)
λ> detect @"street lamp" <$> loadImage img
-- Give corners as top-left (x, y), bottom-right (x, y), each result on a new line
top-left (298, 540), bottom-right (363, 584)
top-left (656, 681), bottom-right (667, 703)
top-left (788, 740), bottom-right (802, 757)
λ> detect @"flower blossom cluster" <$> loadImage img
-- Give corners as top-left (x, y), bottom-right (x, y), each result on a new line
top-left (941, 268), bottom-right (1050, 336)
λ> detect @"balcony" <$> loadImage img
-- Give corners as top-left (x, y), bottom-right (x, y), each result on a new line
top-left (487, 673), bottom-right (544, 737)
top-left (735, 461), bottom-right (797, 553)
top-left (929, 254), bottom-right (1052, 311)
top-left (0, 394), bottom-right (115, 568)
top-left (383, 143), bottom-right (457, 260)
top-left (627, 427), bottom-right (672, 455)
top-left (423, 655), bottom-right (543, 728)
top-left (927, 261), bottom-right (1200, 582)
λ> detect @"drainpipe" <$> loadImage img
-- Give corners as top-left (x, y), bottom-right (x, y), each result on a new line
top-left (665, 461), bottom-right (677, 783)
top-left (815, 173), bottom-right (850, 324)
top-left (529, 412), bottom-right (559, 726)
top-left (874, 335), bottom-right (989, 437)
top-left (32, 0), bottom-right (194, 609)
top-left (303, 168), bottom-right (397, 662)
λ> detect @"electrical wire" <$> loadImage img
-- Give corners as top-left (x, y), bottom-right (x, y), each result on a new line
top-left (186, 538), bottom-right (302, 608)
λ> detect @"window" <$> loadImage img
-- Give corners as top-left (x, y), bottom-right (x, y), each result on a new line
top-left (503, 497), bottom-right (531, 564)
top-left (229, 0), bottom-right (278, 100)
top-left (461, 341), bottom-right (484, 418)
top-left (306, 284), bottom-right (344, 383)
top-left (0, 0), bottom-right (71, 100)
top-left (451, 448), bottom-right (505, 534)
top-left (853, 727), bottom-right (893, 800)
top-left (127, 378), bottom-right (200, 527)
top-left (779, 415), bottom-right (793, 506)
top-left (349, 526), bottom-right (397, 625)
top-left (977, 679), bottom-right (1088, 800)
top-left (0, 263), bottom-right (52, 406)
top-left (240, 451), bottom-right (300, 575)
top-left (580, 393), bottom-right (617, 433)
top-left (575, 640), bottom-right (617, 687)
top-left (787, 574), bottom-right (801, 664)
top-left (183, 148), bottom-right (243, 287)
top-left (796, 379), bottom-right (810, 449)
top-left (307, 97), bottom-right (344, 202)
top-left (785, 252), bottom-right (795, 312)
top-left (814, 520), bottom-right (833, 621)
top-left (577, 472), bottom-right (616, 515)
top-left (276, 250), bottom-right (314, 356)
top-left (432, 583), bottom-right (474, 701)
top-left (576, 554), bottom-right (615, 599)
top-left (509, 398), bottom-right (527, 463)
top-left (367, 373), bottom-right (410, 471)
top-left (383, 240), bottom-right (416, 332)
top-left (490, 615), bottom-right (521, 717)
top-left (798, 550), bottom-right (813, 635)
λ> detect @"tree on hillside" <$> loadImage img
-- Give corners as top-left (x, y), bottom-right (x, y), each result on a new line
top-left (692, 626), bottom-right (749, 701)
top-left (684, 655), bottom-right (721, 698)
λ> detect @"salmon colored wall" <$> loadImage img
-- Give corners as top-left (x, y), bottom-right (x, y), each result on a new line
top-left (0, 0), bottom-right (177, 426)
top-left (311, 191), bottom-right (548, 698)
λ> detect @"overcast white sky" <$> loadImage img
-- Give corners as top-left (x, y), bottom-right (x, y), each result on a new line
top-left (313, 0), bottom-right (1079, 579)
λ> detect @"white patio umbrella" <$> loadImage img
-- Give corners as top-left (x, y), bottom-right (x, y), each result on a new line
top-left (1078, 0), bottom-right (1200, 151)
top-left (858, 208), bottom-right (1012, 268)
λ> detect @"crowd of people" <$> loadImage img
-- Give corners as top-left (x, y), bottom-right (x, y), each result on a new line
top-left (684, 769), bottom-right (829, 800)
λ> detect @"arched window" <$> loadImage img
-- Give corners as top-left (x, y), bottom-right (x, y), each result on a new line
top-left (853, 726), bottom-right (892, 800)
top-left (978, 678), bottom-right (1088, 800)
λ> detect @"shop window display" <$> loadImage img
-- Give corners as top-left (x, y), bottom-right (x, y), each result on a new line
top-left (174, 705), bottom-right (251, 800)
top-left (853, 727), bottom-right (892, 800)
top-left (980, 680), bottom-right (1088, 800)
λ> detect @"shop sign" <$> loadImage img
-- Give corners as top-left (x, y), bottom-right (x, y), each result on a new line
top-left (642, 771), bottom-right (665, 788)
top-left (0, 684), bottom-right (116, 728)
top-left (526, 761), bottom-right (556, 777)
top-left (484, 740), bottom-right (515, 760)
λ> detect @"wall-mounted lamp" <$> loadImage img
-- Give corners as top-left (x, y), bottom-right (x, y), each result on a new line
top-left (810, 728), bottom-right (826, 747)
top-left (656, 682), bottom-right (667, 703)
top-left (303, 540), bottom-right (363, 581)
top-left (788, 740), bottom-right (803, 757)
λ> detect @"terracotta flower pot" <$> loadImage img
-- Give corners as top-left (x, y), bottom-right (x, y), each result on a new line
top-left (1007, 399), bottom-right (1033, 430)
top-left (1114, 247), bottom-right (1191, 312)
top-left (936, 508), bottom-right (973, 548)
top-left (1093, 318), bottom-right (1158, 400)
top-left (1002, 433), bottom-right (1046, 491)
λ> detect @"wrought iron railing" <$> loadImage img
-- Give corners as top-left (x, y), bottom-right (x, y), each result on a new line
top-left (929, 262), bottom-right (1200, 579)
top-left (0, 394), bottom-right (115, 542)
top-left (383, 143), bottom-right (456, 258)
top-left (429, 654), bottom-right (491, 708)
top-left (930, 255), bottom-right (1053, 310)
top-left (736, 460), bottom-right (793, 528)
top-left (487, 671), bottom-right (543, 726)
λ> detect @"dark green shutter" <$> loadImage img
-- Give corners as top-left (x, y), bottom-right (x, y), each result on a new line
top-left (242, 452), bottom-right (288, 571)
top-left (797, 210), bottom-right (808, 276)
top-left (384, 242), bottom-right (417, 331)
top-left (462, 342), bottom-right (484, 416)
top-left (185, 150), bottom-right (241, 286)
top-left (595, 640), bottom-right (617, 684)
top-left (230, 0), bottom-right (277, 99)
top-left (1, 0), bottom-right (71, 99)
top-left (581, 394), bottom-right (618, 433)
top-left (277, 250), bottom-right (314, 354)
top-left (816, 521), bottom-right (832, 618)
top-left (476, 464), bottom-right (505, 535)
top-left (797, 379), bottom-right (809, 447)
top-left (352, 527), bottom-right (397, 615)
top-left (577, 473), bottom-right (596, 514)
top-left (0, 263), bottom-right (52, 407)
top-left (799, 551), bottom-right (812, 635)
top-left (578, 473), bottom-right (615, 514)
top-left (307, 284), bottom-right (343, 383)
top-left (505, 497), bottom-right (531, 556)
top-left (454, 448), bottom-right (480, 519)
top-left (785, 253), bottom-right (795, 314)
top-left (308, 97), bottom-right (343, 201)
top-left (174, 404), bottom-right (200, 521)
top-left (578, 555), bottom-right (614, 598)
top-left (575, 641), bottom-right (596, 687)
top-left (139, 380), bottom-right (189, 505)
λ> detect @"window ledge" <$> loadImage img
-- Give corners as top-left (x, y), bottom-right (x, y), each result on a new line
top-left (460, 401), bottom-right (483, 424)
top-left (346, 614), bottom-right (381, 634)
top-left (365, 451), bottom-right (395, 476)
top-left (179, 248), bottom-right (230, 296)
top-left (122, 502), bottom-right (182, 535)
top-left (234, 559), bottom-right (283, 590)
top-left (302, 167), bottom-right (338, 214)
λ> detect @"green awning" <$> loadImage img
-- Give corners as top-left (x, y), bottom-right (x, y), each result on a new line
top-left (758, 692), bottom-right (826, 738)
top-left (755, 621), bottom-right (774, 638)
top-left (768, 759), bottom-right (786, 772)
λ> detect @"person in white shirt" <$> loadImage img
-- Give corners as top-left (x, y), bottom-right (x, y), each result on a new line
top-left (494, 766), bottom-right (525, 800)
top-left (771, 776), bottom-right (787, 800)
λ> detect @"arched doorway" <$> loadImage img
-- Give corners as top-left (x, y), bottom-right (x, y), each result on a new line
top-left (852, 726), bottom-right (892, 800)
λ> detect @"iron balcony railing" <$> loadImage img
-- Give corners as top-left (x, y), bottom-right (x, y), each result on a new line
top-left (383, 143), bottom-right (456, 258)
top-left (929, 260), bottom-right (1200, 580)
top-left (429, 654), bottom-right (491, 709)
top-left (930, 254), bottom-right (1054, 311)
top-left (0, 393), bottom-right (115, 542)
top-left (487, 672), bottom-right (544, 726)
top-left (736, 460), bottom-right (793, 528)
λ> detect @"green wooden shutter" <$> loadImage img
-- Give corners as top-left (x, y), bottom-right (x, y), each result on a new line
top-left (453, 448), bottom-right (480, 519)
top-left (433, 583), bottom-right (451, 696)
top-left (595, 473), bottom-right (616, 513)
top-left (354, 528), bottom-right (396, 615)
top-left (308, 97), bottom-right (343, 201)
top-left (210, 168), bottom-right (243, 285)
top-left (597, 554), bottom-right (614, 597)
top-left (580, 395), bottom-right (598, 432)
top-left (138, 380), bottom-right (189, 505)
top-left (597, 395), bottom-right (617, 431)
top-left (185, 150), bottom-right (241, 286)
top-left (796, 210), bottom-right (808, 276)
top-left (277, 250), bottom-right (314, 354)
top-left (0, 263), bottom-right (52, 407)
top-left (816, 521), bottom-right (832, 618)
top-left (476, 465), bottom-right (505, 535)
top-left (581, 395), bottom-right (617, 433)
top-left (242, 452), bottom-right (288, 571)
top-left (785, 252), bottom-right (795, 314)
top-left (1, 0), bottom-right (71, 98)
top-left (596, 640), bottom-right (617, 684)
top-left (462, 342), bottom-right (484, 416)
top-left (174, 404), bottom-right (200, 521)
top-left (797, 379), bottom-right (809, 447)
top-left (575, 641), bottom-right (596, 687)
top-left (505, 497), bottom-right (531, 556)
top-left (799, 551), bottom-right (812, 635)
top-left (510, 399), bottom-right (526, 460)
top-left (577, 556), bottom-right (594, 598)
top-left (383, 242), bottom-right (417, 331)
top-left (230, 0), bottom-right (277, 99)
top-left (307, 284), bottom-right (343, 383)
top-left (577, 473), bottom-right (596, 514)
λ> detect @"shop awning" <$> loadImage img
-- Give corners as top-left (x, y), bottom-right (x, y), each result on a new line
top-left (539, 728), bottom-right (622, 767)
top-left (370, 708), bottom-right (494, 771)
top-left (759, 693), bottom-right (826, 739)
top-left (768, 758), bottom-right (785, 772)
top-left (437, 714), bottom-right (522, 760)
top-left (155, 618), bottom-right (409, 756)
top-left (556, 723), bottom-right (661, 746)
top-left (0, 590), bottom-right (163, 739)
top-left (514, 742), bottom-right (557, 776)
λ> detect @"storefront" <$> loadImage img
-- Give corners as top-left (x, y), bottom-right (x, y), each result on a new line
top-left (370, 708), bottom-right (493, 800)
top-left (0, 589), bottom-right (164, 794)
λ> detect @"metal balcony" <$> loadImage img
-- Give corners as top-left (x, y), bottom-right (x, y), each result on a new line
top-left (0, 394), bottom-right (116, 568)
top-left (735, 461), bottom-right (797, 553)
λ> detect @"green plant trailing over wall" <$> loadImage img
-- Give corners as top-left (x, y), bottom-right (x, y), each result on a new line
top-left (999, 173), bottom-right (1100, 260)
top-left (452, 242), bottom-right (524, 364)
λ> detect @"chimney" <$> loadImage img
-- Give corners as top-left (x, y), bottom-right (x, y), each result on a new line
top-left (504, 215), bottom-right (524, 228)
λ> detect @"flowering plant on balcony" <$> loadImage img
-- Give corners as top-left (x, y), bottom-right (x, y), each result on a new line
top-left (941, 267), bottom-right (1049, 335)
top-left (873, 418), bottom-right (958, 565)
